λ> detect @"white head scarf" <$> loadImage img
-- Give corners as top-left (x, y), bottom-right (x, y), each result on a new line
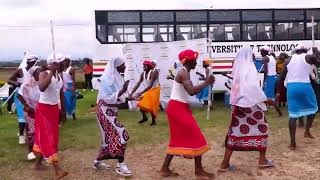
top-left (295, 43), bottom-right (310, 51)
top-left (260, 45), bottom-right (272, 52)
top-left (26, 54), bottom-right (38, 63)
top-left (97, 57), bottom-right (125, 104)
top-left (230, 46), bottom-right (267, 109)
top-left (47, 53), bottom-right (66, 65)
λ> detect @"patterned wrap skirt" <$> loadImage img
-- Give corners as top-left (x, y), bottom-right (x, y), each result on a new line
top-left (225, 105), bottom-right (268, 151)
top-left (96, 100), bottom-right (129, 160)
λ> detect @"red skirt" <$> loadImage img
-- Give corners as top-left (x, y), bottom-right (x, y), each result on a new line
top-left (166, 100), bottom-right (209, 157)
top-left (33, 103), bottom-right (60, 164)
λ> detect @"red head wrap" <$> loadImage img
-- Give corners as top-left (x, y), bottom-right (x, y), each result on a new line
top-left (143, 59), bottom-right (155, 68)
top-left (178, 49), bottom-right (199, 64)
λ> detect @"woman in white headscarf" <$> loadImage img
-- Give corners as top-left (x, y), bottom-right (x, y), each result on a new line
top-left (18, 66), bottom-right (41, 161)
top-left (93, 57), bottom-right (132, 177)
top-left (33, 53), bottom-right (68, 179)
top-left (219, 47), bottom-right (273, 172)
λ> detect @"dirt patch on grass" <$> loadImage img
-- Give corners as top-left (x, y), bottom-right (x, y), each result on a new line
top-left (2, 126), bottom-right (320, 180)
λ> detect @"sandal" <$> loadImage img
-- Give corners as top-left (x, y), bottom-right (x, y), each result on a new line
top-left (259, 160), bottom-right (274, 169)
top-left (218, 165), bottom-right (236, 172)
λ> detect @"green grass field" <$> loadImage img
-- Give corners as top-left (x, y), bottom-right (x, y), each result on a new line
top-left (0, 91), bottom-right (289, 168)
top-left (2, 91), bottom-right (320, 180)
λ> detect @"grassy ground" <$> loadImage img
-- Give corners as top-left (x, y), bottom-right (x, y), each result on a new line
top-left (1, 91), bottom-right (320, 180)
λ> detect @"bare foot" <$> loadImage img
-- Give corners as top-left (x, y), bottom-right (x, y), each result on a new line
top-left (195, 169), bottom-right (215, 180)
top-left (56, 171), bottom-right (68, 179)
top-left (289, 144), bottom-right (296, 150)
top-left (219, 162), bottom-right (229, 170)
top-left (159, 169), bottom-right (179, 177)
top-left (34, 164), bottom-right (48, 171)
top-left (304, 132), bottom-right (315, 139)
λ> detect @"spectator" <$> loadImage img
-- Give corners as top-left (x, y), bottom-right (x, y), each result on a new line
top-left (83, 59), bottom-right (93, 91)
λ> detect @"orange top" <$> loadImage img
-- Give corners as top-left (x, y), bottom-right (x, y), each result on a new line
top-left (83, 64), bottom-right (93, 74)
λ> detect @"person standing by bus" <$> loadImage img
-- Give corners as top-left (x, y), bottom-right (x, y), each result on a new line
top-left (277, 45), bottom-right (320, 150)
top-left (260, 46), bottom-right (282, 116)
top-left (83, 58), bottom-right (93, 91)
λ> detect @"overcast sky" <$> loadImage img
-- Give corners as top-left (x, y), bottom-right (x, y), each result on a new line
top-left (0, 0), bottom-right (319, 61)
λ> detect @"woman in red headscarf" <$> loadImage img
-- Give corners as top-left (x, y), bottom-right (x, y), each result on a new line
top-left (129, 59), bottom-right (160, 126)
top-left (160, 50), bottom-right (215, 180)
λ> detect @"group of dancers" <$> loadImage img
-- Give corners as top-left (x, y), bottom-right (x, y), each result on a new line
top-left (7, 54), bottom-right (76, 179)
top-left (6, 43), bottom-right (320, 179)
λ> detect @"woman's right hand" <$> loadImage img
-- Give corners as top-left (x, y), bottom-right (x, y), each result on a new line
top-left (205, 75), bottom-right (215, 85)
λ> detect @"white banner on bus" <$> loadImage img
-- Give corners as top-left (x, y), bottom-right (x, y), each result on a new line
top-left (123, 38), bottom-right (209, 106)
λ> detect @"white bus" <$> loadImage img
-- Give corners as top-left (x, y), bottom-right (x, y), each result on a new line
top-left (92, 9), bottom-right (320, 104)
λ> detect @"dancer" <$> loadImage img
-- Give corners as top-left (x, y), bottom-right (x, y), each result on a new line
top-left (277, 45), bottom-right (320, 150)
top-left (18, 66), bottom-right (41, 161)
top-left (260, 46), bottom-right (282, 116)
top-left (220, 47), bottom-right (273, 172)
top-left (129, 59), bottom-right (160, 126)
top-left (63, 57), bottom-right (77, 120)
top-left (93, 57), bottom-right (132, 177)
top-left (8, 54), bottom-right (38, 144)
top-left (160, 49), bottom-right (215, 180)
top-left (196, 59), bottom-right (211, 107)
top-left (33, 54), bottom-right (68, 178)
top-left (276, 53), bottom-right (288, 107)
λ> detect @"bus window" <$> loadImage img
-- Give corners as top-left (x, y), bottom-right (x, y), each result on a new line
top-left (107, 25), bottom-right (140, 43)
top-left (97, 25), bottom-right (107, 43)
top-left (257, 23), bottom-right (272, 40)
top-left (289, 22), bottom-right (304, 40)
top-left (176, 11), bottom-right (207, 22)
top-left (243, 24), bottom-right (256, 40)
top-left (275, 23), bottom-right (288, 40)
top-left (108, 25), bottom-right (123, 42)
top-left (231, 24), bottom-right (240, 41)
top-left (307, 22), bottom-right (319, 40)
top-left (210, 24), bottom-right (239, 41)
top-left (210, 24), bottom-right (225, 41)
top-left (142, 25), bottom-right (173, 42)
top-left (176, 27), bottom-right (185, 41)
top-left (275, 22), bottom-right (304, 40)
top-left (108, 12), bottom-right (140, 23)
top-left (176, 24), bottom-right (207, 40)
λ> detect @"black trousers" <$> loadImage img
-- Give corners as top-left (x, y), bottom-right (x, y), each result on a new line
top-left (84, 74), bottom-right (93, 89)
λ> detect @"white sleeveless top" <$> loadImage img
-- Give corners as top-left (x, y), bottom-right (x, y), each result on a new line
top-left (267, 55), bottom-right (277, 76)
top-left (63, 66), bottom-right (72, 83)
top-left (17, 68), bottom-right (30, 85)
top-left (142, 69), bottom-right (159, 88)
top-left (39, 71), bottom-right (63, 105)
top-left (170, 68), bottom-right (189, 103)
top-left (287, 53), bottom-right (312, 83)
